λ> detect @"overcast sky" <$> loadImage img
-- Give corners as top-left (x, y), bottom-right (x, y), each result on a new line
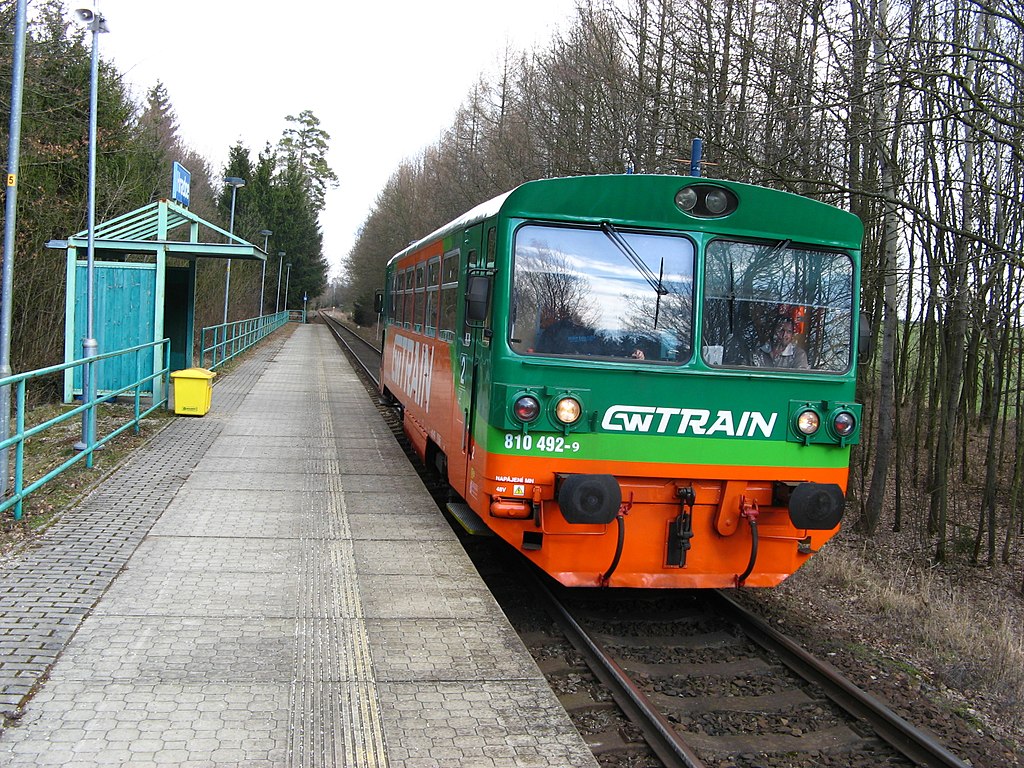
top-left (94, 0), bottom-right (581, 280)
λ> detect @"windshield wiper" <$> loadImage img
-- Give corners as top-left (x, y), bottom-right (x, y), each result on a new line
top-left (601, 222), bottom-right (667, 296)
top-left (764, 238), bottom-right (792, 261)
top-left (600, 221), bottom-right (667, 327)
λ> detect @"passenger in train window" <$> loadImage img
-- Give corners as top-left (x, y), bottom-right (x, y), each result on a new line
top-left (755, 315), bottom-right (808, 369)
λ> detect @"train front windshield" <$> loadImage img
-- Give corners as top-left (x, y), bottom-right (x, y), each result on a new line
top-left (701, 241), bottom-right (855, 373)
top-left (509, 224), bottom-right (695, 362)
top-left (509, 224), bottom-right (854, 373)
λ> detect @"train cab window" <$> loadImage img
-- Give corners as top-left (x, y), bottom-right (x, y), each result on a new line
top-left (701, 240), bottom-right (854, 373)
top-left (425, 258), bottom-right (440, 338)
top-left (394, 270), bottom-right (404, 326)
top-left (509, 224), bottom-right (694, 363)
top-left (486, 226), bottom-right (497, 266)
top-left (413, 264), bottom-right (425, 333)
top-left (439, 251), bottom-right (459, 342)
top-left (388, 272), bottom-right (401, 324)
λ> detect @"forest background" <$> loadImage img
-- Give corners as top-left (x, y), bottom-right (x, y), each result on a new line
top-left (0, 0), bottom-right (335, 387)
top-left (2, 0), bottom-right (1024, 742)
top-left (3, 0), bottom-right (1024, 694)
top-left (342, 0), bottom-right (1024, 585)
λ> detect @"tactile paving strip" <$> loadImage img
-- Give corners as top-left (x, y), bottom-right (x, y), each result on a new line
top-left (284, 337), bottom-right (388, 767)
top-left (0, 332), bottom-right (290, 719)
top-left (0, 326), bottom-right (600, 767)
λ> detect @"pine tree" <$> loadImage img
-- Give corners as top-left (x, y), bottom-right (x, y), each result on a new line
top-left (277, 110), bottom-right (338, 212)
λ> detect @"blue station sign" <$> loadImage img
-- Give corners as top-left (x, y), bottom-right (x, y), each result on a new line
top-left (172, 162), bottom-right (191, 207)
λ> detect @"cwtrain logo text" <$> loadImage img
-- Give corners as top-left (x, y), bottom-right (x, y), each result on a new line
top-left (601, 405), bottom-right (777, 438)
top-left (387, 335), bottom-right (434, 410)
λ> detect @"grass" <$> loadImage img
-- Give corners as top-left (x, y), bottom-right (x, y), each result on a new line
top-left (0, 321), bottom-right (302, 558)
top-left (0, 400), bottom-right (174, 556)
top-left (804, 539), bottom-right (1024, 710)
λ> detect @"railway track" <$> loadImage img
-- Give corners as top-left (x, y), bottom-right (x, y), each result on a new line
top-left (320, 311), bottom-right (382, 385)
top-left (485, 553), bottom-right (974, 768)
top-left (319, 311), bottom-right (971, 768)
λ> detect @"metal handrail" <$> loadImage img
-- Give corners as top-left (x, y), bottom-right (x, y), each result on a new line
top-left (200, 311), bottom-right (291, 371)
top-left (0, 339), bottom-right (170, 520)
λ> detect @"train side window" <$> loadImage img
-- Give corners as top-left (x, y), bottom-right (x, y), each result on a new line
top-left (425, 257), bottom-right (440, 338)
top-left (413, 264), bottom-right (425, 333)
top-left (403, 269), bottom-right (414, 329)
top-left (439, 250), bottom-right (459, 342)
top-left (486, 227), bottom-right (496, 267)
top-left (393, 270), bottom-right (401, 326)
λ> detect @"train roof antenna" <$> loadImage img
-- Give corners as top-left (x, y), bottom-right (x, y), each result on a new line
top-left (690, 138), bottom-right (703, 177)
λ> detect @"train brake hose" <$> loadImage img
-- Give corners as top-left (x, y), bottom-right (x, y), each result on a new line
top-left (600, 495), bottom-right (633, 587)
top-left (735, 500), bottom-right (760, 586)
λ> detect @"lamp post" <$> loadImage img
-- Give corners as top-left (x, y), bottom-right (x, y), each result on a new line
top-left (275, 252), bottom-right (285, 314)
top-left (72, 2), bottom-right (109, 456)
top-left (257, 229), bottom-right (272, 318)
top-left (1, 0), bottom-right (28, 496)
top-left (284, 262), bottom-right (292, 315)
top-left (222, 176), bottom-right (245, 324)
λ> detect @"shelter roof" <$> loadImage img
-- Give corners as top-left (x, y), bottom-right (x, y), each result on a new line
top-left (48, 199), bottom-right (264, 261)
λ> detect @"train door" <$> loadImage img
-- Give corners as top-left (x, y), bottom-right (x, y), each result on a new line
top-left (450, 223), bottom-right (493, 506)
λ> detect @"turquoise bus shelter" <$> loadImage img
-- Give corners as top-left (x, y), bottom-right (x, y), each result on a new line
top-left (54, 199), bottom-right (264, 404)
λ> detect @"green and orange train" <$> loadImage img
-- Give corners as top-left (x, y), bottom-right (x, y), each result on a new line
top-left (378, 173), bottom-right (864, 588)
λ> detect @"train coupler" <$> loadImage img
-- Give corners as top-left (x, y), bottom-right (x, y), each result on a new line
top-left (667, 486), bottom-right (696, 567)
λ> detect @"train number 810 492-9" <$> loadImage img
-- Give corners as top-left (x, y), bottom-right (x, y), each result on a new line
top-left (504, 433), bottom-right (581, 454)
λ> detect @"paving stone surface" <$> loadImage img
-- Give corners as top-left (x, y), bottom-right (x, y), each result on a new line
top-left (0, 324), bottom-right (598, 767)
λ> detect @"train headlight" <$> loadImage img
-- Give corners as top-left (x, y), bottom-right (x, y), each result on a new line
top-left (789, 400), bottom-right (862, 446)
top-left (674, 184), bottom-right (738, 217)
top-left (554, 396), bottom-right (582, 425)
top-left (795, 409), bottom-right (820, 436)
top-left (513, 395), bottom-right (541, 423)
top-left (832, 410), bottom-right (856, 437)
top-left (704, 188), bottom-right (729, 214)
top-left (674, 187), bottom-right (698, 212)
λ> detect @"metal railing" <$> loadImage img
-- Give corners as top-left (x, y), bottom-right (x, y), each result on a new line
top-left (0, 339), bottom-right (170, 520)
top-left (200, 311), bottom-right (291, 371)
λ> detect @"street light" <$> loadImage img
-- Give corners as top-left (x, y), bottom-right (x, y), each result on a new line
top-left (275, 252), bottom-right (285, 314)
top-left (1, 0), bottom-right (28, 496)
top-left (72, 2), bottom-right (109, 455)
top-left (284, 262), bottom-right (292, 315)
top-left (257, 229), bottom-right (272, 318)
top-left (222, 176), bottom-right (245, 324)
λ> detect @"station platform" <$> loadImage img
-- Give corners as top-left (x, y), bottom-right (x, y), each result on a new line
top-left (0, 324), bottom-right (598, 767)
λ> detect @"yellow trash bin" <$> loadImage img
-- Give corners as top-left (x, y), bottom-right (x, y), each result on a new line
top-left (170, 367), bottom-right (216, 416)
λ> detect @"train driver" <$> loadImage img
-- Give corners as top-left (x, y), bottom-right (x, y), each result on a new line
top-left (755, 315), bottom-right (808, 369)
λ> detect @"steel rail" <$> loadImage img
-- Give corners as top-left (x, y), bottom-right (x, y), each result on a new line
top-left (320, 310), bottom-right (965, 768)
top-left (524, 568), bottom-right (708, 768)
top-left (711, 590), bottom-right (970, 768)
top-left (320, 312), bottom-right (381, 387)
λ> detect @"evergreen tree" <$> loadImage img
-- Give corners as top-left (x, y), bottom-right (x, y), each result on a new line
top-left (277, 109), bottom-right (338, 212)
top-left (0, 0), bottom-right (158, 373)
top-left (136, 81), bottom-right (179, 203)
